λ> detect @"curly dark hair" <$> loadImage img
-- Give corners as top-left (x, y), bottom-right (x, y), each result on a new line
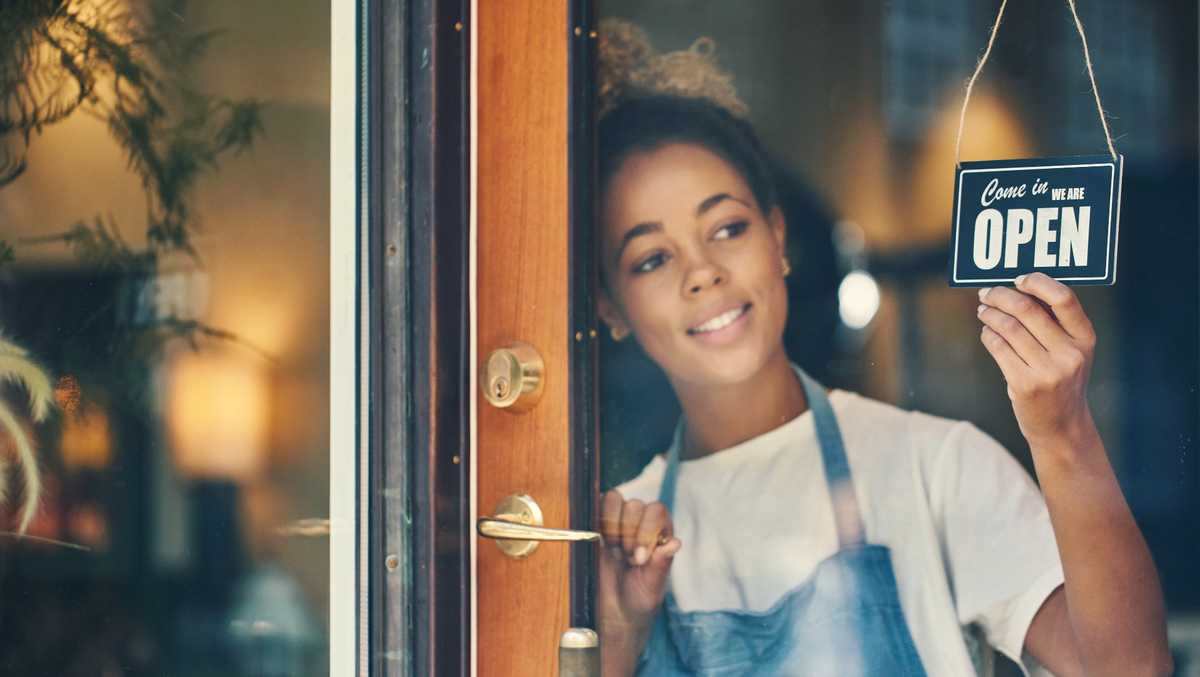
top-left (598, 95), bottom-right (779, 218)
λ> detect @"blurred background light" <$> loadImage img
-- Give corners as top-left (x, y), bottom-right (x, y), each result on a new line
top-left (838, 270), bottom-right (881, 330)
top-left (167, 352), bottom-right (269, 482)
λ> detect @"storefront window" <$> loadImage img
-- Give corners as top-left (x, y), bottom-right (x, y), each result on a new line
top-left (0, 2), bottom-right (339, 674)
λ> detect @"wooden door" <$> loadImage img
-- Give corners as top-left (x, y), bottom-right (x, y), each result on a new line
top-left (475, 1), bottom-right (594, 675)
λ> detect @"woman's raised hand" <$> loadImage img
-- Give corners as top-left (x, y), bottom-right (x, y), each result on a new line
top-left (597, 489), bottom-right (681, 674)
top-left (976, 273), bottom-right (1174, 675)
top-left (976, 272), bottom-right (1099, 451)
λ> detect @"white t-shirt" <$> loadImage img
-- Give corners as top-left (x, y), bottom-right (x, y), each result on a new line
top-left (617, 389), bottom-right (1063, 677)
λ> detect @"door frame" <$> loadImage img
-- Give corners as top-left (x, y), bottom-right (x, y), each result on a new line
top-left (381, 0), bottom-right (473, 674)
top-left (380, 0), bottom-right (602, 674)
top-left (566, 0), bottom-right (601, 633)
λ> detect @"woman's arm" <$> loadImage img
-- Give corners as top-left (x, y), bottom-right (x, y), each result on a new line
top-left (976, 272), bottom-right (1172, 677)
top-left (1023, 424), bottom-right (1169, 677)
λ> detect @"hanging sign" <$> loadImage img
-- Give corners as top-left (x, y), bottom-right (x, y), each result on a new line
top-left (948, 0), bottom-right (1123, 287)
top-left (949, 154), bottom-right (1123, 287)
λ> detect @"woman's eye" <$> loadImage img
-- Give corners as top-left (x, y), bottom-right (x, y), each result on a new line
top-left (713, 221), bottom-right (749, 240)
top-left (632, 252), bottom-right (668, 274)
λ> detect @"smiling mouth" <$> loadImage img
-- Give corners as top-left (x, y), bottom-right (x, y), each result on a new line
top-left (687, 303), bottom-right (751, 335)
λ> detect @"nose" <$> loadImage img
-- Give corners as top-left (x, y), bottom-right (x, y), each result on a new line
top-left (682, 256), bottom-right (726, 296)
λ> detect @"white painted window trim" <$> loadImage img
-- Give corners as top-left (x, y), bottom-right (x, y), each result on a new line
top-left (330, 0), bottom-right (362, 674)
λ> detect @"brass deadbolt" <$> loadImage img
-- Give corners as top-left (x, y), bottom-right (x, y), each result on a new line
top-left (482, 342), bottom-right (544, 412)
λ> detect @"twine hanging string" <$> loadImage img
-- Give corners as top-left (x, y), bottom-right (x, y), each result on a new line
top-left (1066, 0), bottom-right (1118, 160)
top-left (955, 0), bottom-right (1118, 166)
top-left (954, 0), bottom-right (1009, 166)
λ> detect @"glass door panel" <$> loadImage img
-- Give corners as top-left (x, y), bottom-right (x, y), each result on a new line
top-left (0, 2), bottom-right (361, 674)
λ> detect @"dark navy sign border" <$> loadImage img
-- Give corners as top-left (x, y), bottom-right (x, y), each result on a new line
top-left (949, 154), bottom-right (1123, 287)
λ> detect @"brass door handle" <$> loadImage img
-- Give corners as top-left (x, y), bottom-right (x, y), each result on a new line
top-left (477, 494), bottom-right (601, 559)
top-left (477, 518), bottom-right (602, 542)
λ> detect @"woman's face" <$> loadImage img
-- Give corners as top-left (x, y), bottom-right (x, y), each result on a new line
top-left (598, 142), bottom-right (790, 389)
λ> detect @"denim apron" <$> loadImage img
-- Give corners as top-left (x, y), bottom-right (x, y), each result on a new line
top-left (636, 369), bottom-right (928, 676)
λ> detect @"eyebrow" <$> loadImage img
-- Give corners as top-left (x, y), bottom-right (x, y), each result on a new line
top-left (612, 193), bottom-right (752, 265)
top-left (696, 192), bottom-right (750, 217)
top-left (613, 221), bottom-right (663, 265)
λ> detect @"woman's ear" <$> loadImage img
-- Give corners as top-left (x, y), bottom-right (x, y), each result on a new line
top-left (768, 206), bottom-right (787, 250)
top-left (596, 289), bottom-right (631, 339)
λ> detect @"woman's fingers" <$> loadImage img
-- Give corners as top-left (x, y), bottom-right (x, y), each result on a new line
top-left (600, 490), bottom-right (626, 559)
top-left (977, 276), bottom-right (1096, 394)
top-left (633, 502), bottom-right (672, 566)
top-left (980, 325), bottom-right (1029, 385)
top-left (645, 536), bottom-right (682, 577)
top-left (598, 491), bottom-right (676, 568)
top-left (620, 500), bottom-right (646, 560)
top-left (977, 301), bottom-right (1046, 369)
top-left (1015, 273), bottom-right (1096, 345)
top-left (978, 285), bottom-right (1071, 354)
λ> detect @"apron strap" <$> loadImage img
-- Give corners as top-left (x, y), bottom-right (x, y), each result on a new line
top-left (659, 424), bottom-right (684, 513)
top-left (796, 369), bottom-right (866, 548)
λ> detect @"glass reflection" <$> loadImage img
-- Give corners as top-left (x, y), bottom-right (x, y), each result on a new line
top-left (0, 1), bottom-right (331, 675)
top-left (596, 3), bottom-right (1197, 676)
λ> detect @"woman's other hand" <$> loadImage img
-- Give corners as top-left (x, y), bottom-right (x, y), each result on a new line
top-left (598, 489), bottom-right (681, 674)
top-left (976, 272), bottom-right (1098, 451)
top-left (977, 272), bottom-right (1173, 676)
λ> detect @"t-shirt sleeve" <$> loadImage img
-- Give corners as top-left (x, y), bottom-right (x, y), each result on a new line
top-left (614, 455), bottom-right (668, 504)
top-left (920, 419), bottom-right (1065, 674)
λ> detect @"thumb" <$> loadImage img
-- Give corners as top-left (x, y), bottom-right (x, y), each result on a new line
top-left (623, 538), bottom-right (681, 619)
top-left (642, 537), bottom-right (681, 585)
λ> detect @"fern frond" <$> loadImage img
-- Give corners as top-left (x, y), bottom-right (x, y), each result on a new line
top-left (0, 333), bottom-right (52, 532)
top-left (0, 149), bottom-right (27, 187)
top-left (0, 336), bottom-right (54, 422)
top-left (0, 398), bottom-right (43, 533)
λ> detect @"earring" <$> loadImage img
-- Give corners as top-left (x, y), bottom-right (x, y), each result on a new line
top-left (610, 326), bottom-right (630, 342)
top-left (781, 256), bottom-right (792, 277)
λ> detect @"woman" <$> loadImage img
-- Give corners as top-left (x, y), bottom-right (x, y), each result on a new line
top-left (592, 29), bottom-right (1171, 677)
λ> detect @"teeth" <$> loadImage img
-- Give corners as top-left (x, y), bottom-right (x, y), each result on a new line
top-left (692, 306), bottom-right (746, 333)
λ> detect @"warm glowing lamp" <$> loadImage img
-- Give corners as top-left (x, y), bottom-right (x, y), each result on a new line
top-left (59, 405), bottom-right (113, 471)
top-left (167, 351), bottom-right (269, 578)
top-left (167, 352), bottom-right (268, 481)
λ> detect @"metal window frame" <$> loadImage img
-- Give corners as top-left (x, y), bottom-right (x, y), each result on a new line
top-left (376, 0), bottom-right (472, 675)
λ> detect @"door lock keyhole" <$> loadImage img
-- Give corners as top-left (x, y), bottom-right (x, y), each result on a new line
top-left (481, 342), bottom-right (543, 412)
